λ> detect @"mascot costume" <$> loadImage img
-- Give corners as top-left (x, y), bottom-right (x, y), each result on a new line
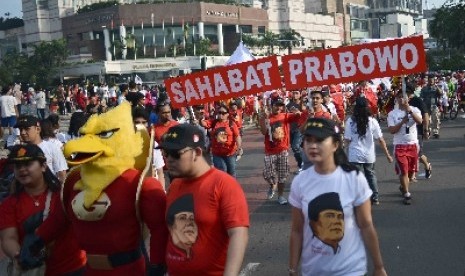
top-left (21, 102), bottom-right (168, 275)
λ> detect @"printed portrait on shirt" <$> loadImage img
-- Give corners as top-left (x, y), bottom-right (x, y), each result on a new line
top-left (167, 194), bottom-right (198, 259)
top-left (308, 192), bottom-right (344, 254)
top-left (271, 121), bottom-right (284, 141)
top-left (214, 127), bottom-right (228, 144)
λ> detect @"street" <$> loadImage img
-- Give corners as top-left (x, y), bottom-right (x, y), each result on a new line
top-left (237, 116), bottom-right (465, 276)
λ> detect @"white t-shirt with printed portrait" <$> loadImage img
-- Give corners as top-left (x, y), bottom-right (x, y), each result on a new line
top-left (289, 166), bottom-right (372, 276)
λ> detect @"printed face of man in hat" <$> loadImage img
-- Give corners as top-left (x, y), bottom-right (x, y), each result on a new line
top-left (308, 192), bottom-right (345, 252)
top-left (167, 194), bottom-right (198, 258)
top-left (171, 211), bottom-right (198, 254)
top-left (310, 209), bottom-right (344, 247)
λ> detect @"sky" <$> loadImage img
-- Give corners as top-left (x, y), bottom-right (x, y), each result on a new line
top-left (0, 0), bottom-right (451, 19)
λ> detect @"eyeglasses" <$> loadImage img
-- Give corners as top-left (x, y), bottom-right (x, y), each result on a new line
top-left (162, 148), bottom-right (194, 159)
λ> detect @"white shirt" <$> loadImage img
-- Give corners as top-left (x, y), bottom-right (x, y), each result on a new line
top-left (344, 117), bottom-right (382, 163)
top-left (387, 107), bottom-right (420, 145)
top-left (152, 141), bottom-right (164, 170)
top-left (289, 167), bottom-right (372, 276)
top-left (0, 95), bottom-right (18, 117)
top-left (35, 91), bottom-right (46, 109)
top-left (38, 140), bottom-right (69, 175)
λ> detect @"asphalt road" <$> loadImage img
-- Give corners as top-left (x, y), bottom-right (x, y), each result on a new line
top-left (237, 115), bottom-right (465, 276)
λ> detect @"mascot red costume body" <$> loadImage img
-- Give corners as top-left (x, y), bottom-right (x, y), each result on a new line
top-left (22, 102), bottom-right (168, 275)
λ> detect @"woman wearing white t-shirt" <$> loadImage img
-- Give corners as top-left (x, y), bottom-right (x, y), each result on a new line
top-left (344, 97), bottom-right (392, 205)
top-left (289, 117), bottom-right (386, 276)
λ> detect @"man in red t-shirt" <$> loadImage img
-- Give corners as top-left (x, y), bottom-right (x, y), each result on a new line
top-left (157, 124), bottom-right (249, 276)
top-left (259, 96), bottom-right (306, 205)
top-left (152, 101), bottom-right (179, 143)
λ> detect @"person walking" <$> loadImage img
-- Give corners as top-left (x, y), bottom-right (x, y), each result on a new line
top-left (286, 90), bottom-right (304, 173)
top-left (387, 91), bottom-right (423, 205)
top-left (0, 86), bottom-right (19, 138)
top-left (158, 124), bottom-right (249, 276)
top-left (420, 75), bottom-right (442, 138)
top-left (259, 96), bottom-right (306, 205)
top-left (201, 104), bottom-right (241, 177)
top-left (0, 144), bottom-right (86, 275)
top-left (344, 97), bottom-right (393, 205)
top-left (406, 86), bottom-right (432, 180)
top-left (288, 117), bottom-right (387, 276)
top-left (35, 88), bottom-right (47, 119)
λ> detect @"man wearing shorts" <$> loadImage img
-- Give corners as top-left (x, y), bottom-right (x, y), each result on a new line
top-left (259, 96), bottom-right (306, 205)
top-left (387, 90), bottom-right (422, 205)
top-left (0, 86), bottom-right (19, 138)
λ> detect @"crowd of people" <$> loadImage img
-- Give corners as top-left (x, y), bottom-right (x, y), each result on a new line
top-left (0, 69), bottom-right (463, 275)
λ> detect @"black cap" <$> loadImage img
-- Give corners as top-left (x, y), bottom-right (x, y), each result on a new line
top-left (303, 118), bottom-right (340, 139)
top-left (308, 192), bottom-right (343, 221)
top-left (157, 124), bottom-right (205, 150)
top-left (15, 115), bottom-right (40, 128)
top-left (355, 97), bottom-right (368, 107)
top-left (272, 97), bottom-right (285, 106)
top-left (8, 144), bottom-right (46, 163)
top-left (166, 194), bottom-right (194, 225)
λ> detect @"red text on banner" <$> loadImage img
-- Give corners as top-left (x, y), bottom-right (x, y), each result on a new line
top-left (165, 56), bottom-right (281, 108)
top-left (281, 36), bottom-right (427, 90)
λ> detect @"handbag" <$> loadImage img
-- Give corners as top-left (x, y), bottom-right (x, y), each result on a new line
top-left (0, 191), bottom-right (52, 276)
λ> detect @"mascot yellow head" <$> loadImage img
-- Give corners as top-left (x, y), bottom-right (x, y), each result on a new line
top-left (63, 102), bottom-right (144, 208)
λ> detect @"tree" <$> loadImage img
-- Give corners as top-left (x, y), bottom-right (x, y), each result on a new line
top-left (429, 3), bottom-right (465, 50)
top-left (260, 31), bottom-right (280, 55)
top-left (279, 29), bottom-right (303, 55)
top-left (27, 39), bottom-right (69, 87)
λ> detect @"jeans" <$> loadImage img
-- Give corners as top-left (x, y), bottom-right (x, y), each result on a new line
top-left (290, 129), bottom-right (303, 168)
top-left (37, 108), bottom-right (45, 119)
top-left (352, 163), bottom-right (379, 199)
top-left (213, 154), bottom-right (236, 177)
top-left (430, 105), bottom-right (440, 135)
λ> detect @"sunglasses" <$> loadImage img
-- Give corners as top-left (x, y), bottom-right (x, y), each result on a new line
top-left (162, 148), bottom-right (194, 159)
top-left (218, 111), bottom-right (229, 115)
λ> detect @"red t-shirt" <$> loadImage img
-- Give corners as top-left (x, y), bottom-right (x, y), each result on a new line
top-left (165, 168), bottom-right (249, 276)
top-left (264, 112), bottom-right (302, 155)
top-left (206, 119), bottom-right (240, 156)
top-left (0, 191), bottom-right (86, 276)
top-left (153, 120), bottom-right (179, 143)
top-left (36, 169), bottom-right (168, 276)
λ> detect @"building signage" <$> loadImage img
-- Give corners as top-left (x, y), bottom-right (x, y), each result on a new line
top-left (205, 10), bottom-right (239, 18)
top-left (133, 63), bottom-right (177, 70)
top-left (86, 14), bottom-right (114, 25)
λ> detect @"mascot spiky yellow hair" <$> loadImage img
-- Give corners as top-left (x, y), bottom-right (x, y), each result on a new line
top-left (64, 102), bottom-right (145, 207)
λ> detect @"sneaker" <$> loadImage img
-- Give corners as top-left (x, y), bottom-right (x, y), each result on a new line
top-left (278, 196), bottom-right (288, 205)
top-left (399, 185), bottom-right (404, 196)
top-left (433, 133), bottom-right (439, 139)
top-left (372, 198), bottom-right (380, 205)
top-left (403, 193), bottom-right (412, 205)
top-left (403, 196), bottom-right (412, 205)
top-left (425, 163), bottom-right (432, 179)
top-left (266, 188), bottom-right (275, 200)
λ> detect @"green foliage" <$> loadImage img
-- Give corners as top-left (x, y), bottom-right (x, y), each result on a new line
top-left (0, 39), bottom-right (69, 88)
top-left (429, 3), bottom-right (465, 50)
top-left (77, 0), bottom-right (119, 14)
top-left (426, 49), bottom-right (465, 71)
top-left (0, 17), bottom-right (24, 30)
top-left (243, 29), bottom-right (302, 55)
